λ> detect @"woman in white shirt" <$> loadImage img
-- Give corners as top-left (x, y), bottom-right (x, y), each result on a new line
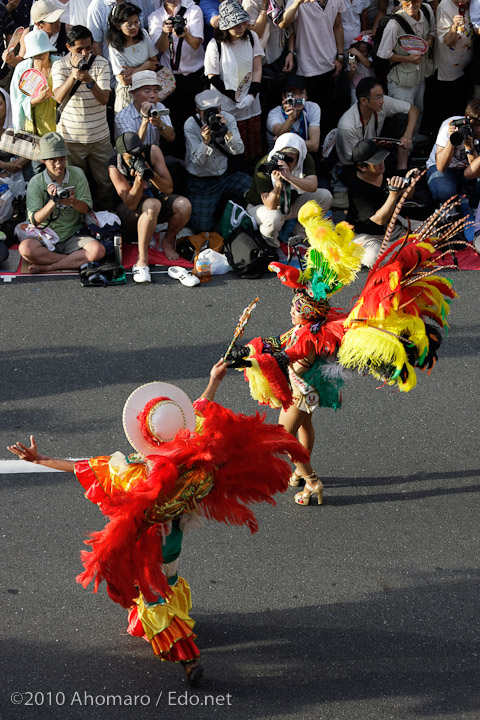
top-left (204, 0), bottom-right (264, 163)
top-left (106, 2), bottom-right (158, 113)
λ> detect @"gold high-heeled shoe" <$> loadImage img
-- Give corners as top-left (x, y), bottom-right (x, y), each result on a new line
top-left (288, 470), bottom-right (303, 487)
top-left (294, 473), bottom-right (324, 506)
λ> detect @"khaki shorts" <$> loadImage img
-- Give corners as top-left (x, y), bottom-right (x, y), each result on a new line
top-left (37, 231), bottom-right (94, 255)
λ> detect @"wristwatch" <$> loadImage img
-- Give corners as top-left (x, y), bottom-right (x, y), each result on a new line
top-left (336, 53), bottom-right (344, 60)
top-left (86, 81), bottom-right (95, 89)
top-left (465, 148), bottom-right (474, 155)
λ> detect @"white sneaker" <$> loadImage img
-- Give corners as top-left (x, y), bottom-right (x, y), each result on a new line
top-left (132, 265), bottom-right (151, 283)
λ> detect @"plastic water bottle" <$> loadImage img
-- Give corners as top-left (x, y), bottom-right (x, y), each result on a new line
top-left (0, 183), bottom-right (13, 223)
top-left (194, 254), bottom-right (211, 282)
top-left (113, 235), bottom-right (122, 265)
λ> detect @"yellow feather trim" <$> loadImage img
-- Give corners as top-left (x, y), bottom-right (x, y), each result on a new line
top-left (244, 360), bottom-right (283, 409)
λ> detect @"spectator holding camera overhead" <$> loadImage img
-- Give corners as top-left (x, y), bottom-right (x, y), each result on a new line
top-left (347, 138), bottom-right (421, 267)
top-left (115, 69), bottom-right (175, 145)
top-left (52, 25), bottom-right (114, 211)
top-left (426, 99), bottom-right (480, 210)
top-left (109, 131), bottom-right (192, 280)
top-left (148, 0), bottom-right (204, 159)
top-left (266, 74), bottom-right (320, 152)
top-left (246, 132), bottom-right (332, 248)
top-left (20, 132), bottom-right (106, 273)
top-left (184, 89), bottom-right (251, 233)
top-left (106, 2), bottom-right (158, 113)
top-left (204, 0), bottom-right (264, 164)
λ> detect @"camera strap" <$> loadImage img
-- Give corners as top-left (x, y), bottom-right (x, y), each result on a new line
top-left (169, 7), bottom-right (187, 72)
top-left (56, 53), bottom-right (96, 124)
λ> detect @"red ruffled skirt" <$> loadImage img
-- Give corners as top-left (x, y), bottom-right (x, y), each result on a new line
top-left (127, 577), bottom-right (200, 662)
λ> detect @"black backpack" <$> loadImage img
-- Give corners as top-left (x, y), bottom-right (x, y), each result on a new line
top-left (372, 5), bottom-right (432, 90)
top-left (223, 226), bottom-right (271, 279)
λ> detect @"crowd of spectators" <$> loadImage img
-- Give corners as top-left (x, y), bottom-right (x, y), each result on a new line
top-left (0, 0), bottom-right (479, 279)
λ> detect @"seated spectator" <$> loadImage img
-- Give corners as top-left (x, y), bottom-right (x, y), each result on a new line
top-left (20, 131), bottom-right (105, 273)
top-left (426, 99), bottom-right (480, 210)
top-left (109, 132), bottom-right (192, 279)
top-left (347, 138), bottom-right (421, 267)
top-left (336, 77), bottom-right (419, 182)
top-left (87, 0), bottom-right (152, 57)
top-left (105, 2), bottom-right (158, 113)
top-left (266, 74), bottom-right (320, 153)
top-left (148, 0), bottom-right (205, 159)
top-left (245, 132), bottom-right (332, 248)
top-left (11, 30), bottom-right (60, 146)
top-left (52, 25), bottom-right (113, 211)
top-left (115, 69), bottom-right (175, 146)
top-left (5, 0), bottom-right (68, 68)
top-left (184, 89), bottom-right (251, 233)
top-left (376, 0), bottom-right (435, 125)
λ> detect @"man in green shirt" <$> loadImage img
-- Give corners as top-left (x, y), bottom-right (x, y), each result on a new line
top-left (21, 131), bottom-right (105, 273)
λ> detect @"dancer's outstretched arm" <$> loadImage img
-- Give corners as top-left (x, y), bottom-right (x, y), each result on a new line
top-left (7, 435), bottom-right (75, 473)
top-left (199, 359), bottom-right (228, 401)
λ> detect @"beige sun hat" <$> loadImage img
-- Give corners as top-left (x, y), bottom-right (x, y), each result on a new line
top-left (123, 382), bottom-right (196, 455)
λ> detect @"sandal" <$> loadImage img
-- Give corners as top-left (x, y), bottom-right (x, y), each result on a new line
top-left (288, 470), bottom-right (303, 487)
top-left (294, 473), bottom-right (324, 506)
top-left (167, 266), bottom-right (200, 287)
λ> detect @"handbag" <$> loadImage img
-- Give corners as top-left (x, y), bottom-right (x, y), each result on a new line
top-left (0, 128), bottom-right (40, 160)
top-left (218, 200), bottom-right (257, 242)
top-left (157, 66), bottom-right (176, 102)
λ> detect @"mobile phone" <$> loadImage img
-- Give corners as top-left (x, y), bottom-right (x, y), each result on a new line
top-left (458, 2), bottom-right (466, 15)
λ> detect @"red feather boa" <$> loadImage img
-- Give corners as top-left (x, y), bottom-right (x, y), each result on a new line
top-left (76, 401), bottom-right (308, 608)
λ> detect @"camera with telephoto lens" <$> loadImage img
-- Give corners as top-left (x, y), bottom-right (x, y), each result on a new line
top-left (260, 150), bottom-right (294, 175)
top-left (285, 92), bottom-right (305, 107)
top-left (128, 153), bottom-right (154, 181)
top-left (172, 13), bottom-right (187, 35)
top-left (450, 117), bottom-right (473, 147)
top-left (77, 59), bottom-right (88, 71)
top-left (204, 107), bottom-right (228, 139)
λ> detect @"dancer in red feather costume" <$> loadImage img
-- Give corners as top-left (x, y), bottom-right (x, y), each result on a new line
top-left (7, 360), bottom-right (308, 687)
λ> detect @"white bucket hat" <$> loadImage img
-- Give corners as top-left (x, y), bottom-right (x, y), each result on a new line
top-left (123, 382), bottom-right (196, 455)
top-left (24, 29), bottom-right (57, 58)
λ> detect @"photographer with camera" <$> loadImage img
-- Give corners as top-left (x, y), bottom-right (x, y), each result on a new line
top-left (266, 75), bottom-right (321, 153)
top-left (109, 131), bottom-right (191, 280)
top-left (148, 0), bottom-right (205, 159)
top-left (21, 132), bottom-right (106, 273)
top-left (184, 89), bottom-right (251, 233)
top-left (426, 99), bottom-right (480, 210)
top-left (347, 138), bottom-right (421, 267)
top-left (115, 70), bottom-right (175, 146)
top-left (245, 132), bottom-right (332, 248)
top-left (52, 26), bottom-right (113, 211)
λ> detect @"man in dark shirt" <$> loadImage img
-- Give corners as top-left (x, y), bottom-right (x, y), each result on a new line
top-left (347, 139), bottom-right (420, 266)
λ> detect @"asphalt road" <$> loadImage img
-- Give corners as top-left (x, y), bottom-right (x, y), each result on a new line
top-left (1, 265), bottom-right (479, 720)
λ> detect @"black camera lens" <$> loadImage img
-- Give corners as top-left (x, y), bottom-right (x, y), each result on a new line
top-left (172, 14), bottom-right (187, 34)
top-left (204, 108), bottom-right (227, 139)
top-left (77, 60), bottom-right (88, 71)
top-left (58, 189), bottom-right (71, 200)
top-left (148, 108), bottom-right (159, 118)
top-left (128, 155), bottom-right (154, 181)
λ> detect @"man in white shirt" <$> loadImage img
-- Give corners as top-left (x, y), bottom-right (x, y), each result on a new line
top-left (115, 70), bottom-right (175, 146)
top-left (336, 76), bottom-right (418, 181)
top-left (426, 99), bottom-right (480, 208)
top-left (184, 89), bottom-right (251, 232)
top-left (279, 0), bottom-right (346, 132)
top-left (266, 74), bottom-right (320, 151)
